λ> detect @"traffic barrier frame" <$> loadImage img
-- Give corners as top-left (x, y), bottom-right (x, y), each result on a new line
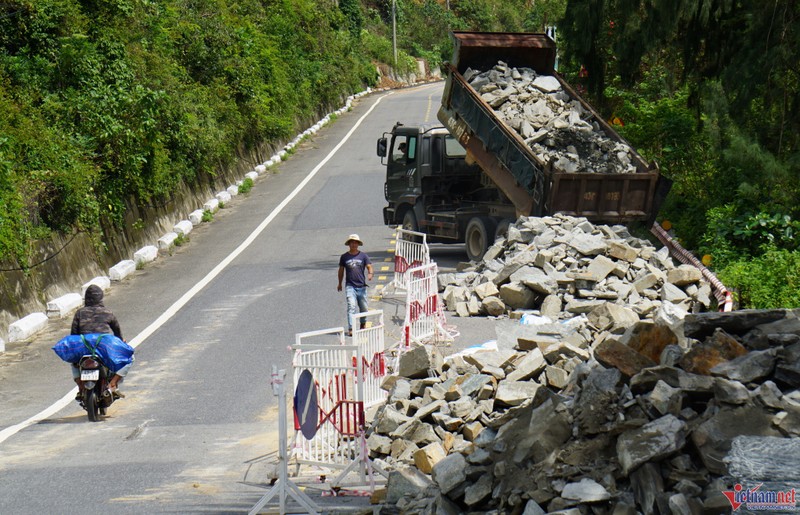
top-left (289, 327), bottom-right (385, 489)
top-left (351, 310), bottom-right (388, 410)
top-left (400, 262), bottom-right (458, 349)
top-left (650, 222), bottom-right (732, 311)
top-left (383, 227), bottom-right (430, 295)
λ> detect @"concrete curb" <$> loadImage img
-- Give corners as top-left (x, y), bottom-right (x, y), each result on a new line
top-left (46, 293), bottom-right (83, 319)
top-left (7, 313), bottom-right (49, 344)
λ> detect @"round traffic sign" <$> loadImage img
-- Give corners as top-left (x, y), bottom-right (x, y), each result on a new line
top-left (294, 369), bottom-right (318, 440)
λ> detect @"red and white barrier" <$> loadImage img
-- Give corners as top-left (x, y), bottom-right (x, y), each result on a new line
top-left (401, 262), bottom-right (458, 349)
top-left (351, 310), bottom-right (388, 410)
top-left (383, 228), bottom-right (430, 295)
top-left (290, 326), bottom-right (386, 490)
top-left (723, 291), bottom-right (734, 312)
top-left (650, 222), bottom-right (731, 311)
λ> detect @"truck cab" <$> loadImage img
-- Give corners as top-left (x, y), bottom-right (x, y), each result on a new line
top-left (377, 122), bottom-right (516, 260)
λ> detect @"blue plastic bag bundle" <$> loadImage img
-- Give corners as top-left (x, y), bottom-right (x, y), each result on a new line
top-left (53, 333), bottom-right (134, 373)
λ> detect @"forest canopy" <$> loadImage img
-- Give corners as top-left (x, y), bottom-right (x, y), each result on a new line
top-left (559, 0), bottom-right (800, 308)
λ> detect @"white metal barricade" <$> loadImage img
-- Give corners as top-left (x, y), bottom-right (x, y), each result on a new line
top-left (352, 310), bottom-right (388, 410)
top-left (401, 262), bottom-right (458, 348)
top-left (291, 328), bottom-right (363, 470)
top-left (384, 227), bottom-right (430, 295)
top-left (290, 327), bottom-right (386, 490)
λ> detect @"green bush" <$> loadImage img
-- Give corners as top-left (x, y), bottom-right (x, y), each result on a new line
top-left (238, 178), bottom-right (253, 195)
top-left (718, 248), bottom-right (800, 309)
top-left (701, 206), bottom-right (800, 265)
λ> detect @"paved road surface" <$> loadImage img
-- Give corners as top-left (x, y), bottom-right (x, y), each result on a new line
top-left (0, 83), bottom-right (497, 514)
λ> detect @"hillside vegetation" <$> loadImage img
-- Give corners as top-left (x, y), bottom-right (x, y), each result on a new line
top-left (559, 0), bottom-right (800, 308)
top-left (1, 0), bottom-right (798, 308)
top-left (0, 0), bottom-right (388, 266)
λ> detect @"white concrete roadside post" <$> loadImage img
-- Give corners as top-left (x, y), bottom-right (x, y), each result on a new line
top-left (109, 260), bottom-right (136, 281)
top-left (188, 209), bottom-right (205, 225)
top-left (46, 293), bottom-right (83, 319)
top-left (82, 277), bottom-right (111, 296)
top-left (158, 232), bottom-right (178, 250)
top-left (8, 312), bottom-right (49, 343)
top-left (203, 198), bottom-right (220, 213)
top-left (173, 220), bottom-right (193, 237)
top-left (215, 191), bottom-right (232, 204)
top-left (134, 245), bottom-right (158, 266)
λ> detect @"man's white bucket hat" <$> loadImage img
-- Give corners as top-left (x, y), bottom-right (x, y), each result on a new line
top-left (345, 234), bottom-right (363, 246)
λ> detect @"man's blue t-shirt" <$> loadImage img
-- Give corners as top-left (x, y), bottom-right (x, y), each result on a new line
top-left (339, 251), bottom-right (371, 288)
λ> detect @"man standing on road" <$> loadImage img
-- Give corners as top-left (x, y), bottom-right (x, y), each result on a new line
top-left (337, 234), bottom-right (374, 336)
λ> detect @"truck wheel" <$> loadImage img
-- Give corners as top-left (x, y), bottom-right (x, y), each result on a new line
top-left (465, 217), bottom-right (496, 262)
top-left (494, 218), bottom-right (513, 242)
top-left (402, 210), bottom-right (419, 233)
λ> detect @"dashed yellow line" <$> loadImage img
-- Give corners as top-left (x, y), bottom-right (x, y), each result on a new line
top-left (371, 238), bottom-right (398, 298)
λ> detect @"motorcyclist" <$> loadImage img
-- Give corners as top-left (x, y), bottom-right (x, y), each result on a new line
top-left (70, 285), bottom-right (130, 397)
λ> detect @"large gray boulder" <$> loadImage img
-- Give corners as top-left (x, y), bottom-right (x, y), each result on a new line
top-left (617, 415), bottom-right (688, 475)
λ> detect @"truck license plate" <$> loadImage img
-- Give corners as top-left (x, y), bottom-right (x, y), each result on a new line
top-left (81, 370), bottom-right (100, 381)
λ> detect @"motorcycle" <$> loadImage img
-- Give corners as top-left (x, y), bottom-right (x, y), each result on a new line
top-left (77, 354), bottom-right (118, 421)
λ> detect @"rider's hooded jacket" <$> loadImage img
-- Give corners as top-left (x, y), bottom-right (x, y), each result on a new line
top-left (70, 285), bottom-right (123, 339)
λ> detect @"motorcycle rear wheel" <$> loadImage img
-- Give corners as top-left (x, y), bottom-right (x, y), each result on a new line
top-left (86, 390), bottom-right (100, 422)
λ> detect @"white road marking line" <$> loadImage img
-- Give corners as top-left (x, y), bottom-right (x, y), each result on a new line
top-left (0, 92), bottom-right (394, 446)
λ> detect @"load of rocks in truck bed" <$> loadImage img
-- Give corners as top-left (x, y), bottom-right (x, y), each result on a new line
top-left (465, 61), bottom-right (638, 174)
top-left (439, 214), bottom-right (713, 325)
top-left (370, 306), bottom-right (800, 514)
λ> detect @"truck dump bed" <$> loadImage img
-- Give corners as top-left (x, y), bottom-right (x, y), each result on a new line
top-left (438, 31), bottom-right (666, 222)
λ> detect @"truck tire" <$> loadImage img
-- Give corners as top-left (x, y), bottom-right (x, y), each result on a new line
top-left (494, 218), bottom-right (513, 242)
top-left (402, 210), bottom-right (419, 233)
top-left (464, 217), bottom-right (496, 262)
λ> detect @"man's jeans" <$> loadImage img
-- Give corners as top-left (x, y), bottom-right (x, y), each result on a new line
top-left (345, 285), bottom-right (369, 332)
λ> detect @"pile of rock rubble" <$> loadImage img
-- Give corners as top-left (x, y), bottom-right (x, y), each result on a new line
top-left (370, 307), bottom-right (799, 514)
top-left (439, 214), bottom-right (712, 322)
top-left (465, 61), bottom-right (638, 175)
top-left (364, 216), bottom-right (800, 514)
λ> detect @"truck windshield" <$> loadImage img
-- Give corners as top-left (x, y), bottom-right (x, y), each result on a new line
top-left (444, 136), bottom-right (467, 157)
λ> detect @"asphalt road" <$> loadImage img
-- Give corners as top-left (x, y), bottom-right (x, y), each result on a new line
top-left (0, 83), bottom-right (498, 513)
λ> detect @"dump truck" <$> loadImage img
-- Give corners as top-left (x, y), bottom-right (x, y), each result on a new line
top-left (377, 31), bottom-right (670, 261)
